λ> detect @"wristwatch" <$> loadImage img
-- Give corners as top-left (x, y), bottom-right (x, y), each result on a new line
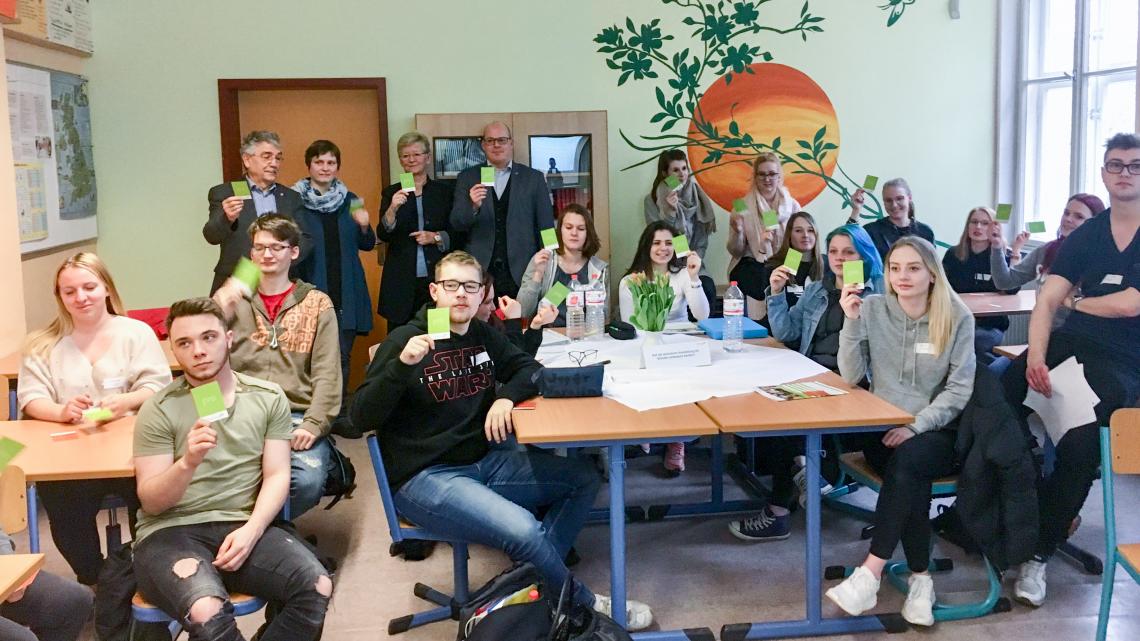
top-left (433, 233), bottom-right (442, 245)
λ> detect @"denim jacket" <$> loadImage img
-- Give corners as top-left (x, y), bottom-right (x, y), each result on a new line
top-left (767, 274), bottom-right (885, 357)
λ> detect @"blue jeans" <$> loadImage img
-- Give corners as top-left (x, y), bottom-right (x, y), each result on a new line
top-left (394, 449), bottom-right (601, 606)
top-left (288, 414), bottom-right (334, 518)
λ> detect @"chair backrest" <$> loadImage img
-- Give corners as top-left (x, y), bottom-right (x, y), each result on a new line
top-left (0, 466), bottom-right (27, 535)
top-left (0, 375), bottom-right (8, 420)
top-left (126, 308), bottom-right (170, 340)
top-left (366, 434), bottom-right (407, 543)
top-left (1110, 409), bottom-right (1140, 475)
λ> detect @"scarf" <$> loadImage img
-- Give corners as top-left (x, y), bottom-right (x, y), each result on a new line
top-left (652, 179), bottom-right (717, 238)
top-left (293, 177), bottom-right (348, 214)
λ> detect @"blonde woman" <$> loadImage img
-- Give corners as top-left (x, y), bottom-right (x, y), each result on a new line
top-left (18, 252), bottom-right (171, 585)
top-left (728, 153), bottom-right (801, 317)
top-left (825, 237), bottom-right (975, 627)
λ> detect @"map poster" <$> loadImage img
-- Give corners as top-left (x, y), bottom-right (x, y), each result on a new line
top-left (15, 162), bottom-right (47, 241)
top-left (50, 71), bottom-right (95, 220)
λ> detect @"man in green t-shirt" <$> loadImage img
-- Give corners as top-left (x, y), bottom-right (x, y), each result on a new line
top-left (132, 298), bottom-right (330, 640)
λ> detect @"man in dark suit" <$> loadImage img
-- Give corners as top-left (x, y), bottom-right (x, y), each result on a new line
top-left (450, 121), bottom-right (554, 299)
top-left (377, 131), bottom-right (458, 328)
top-left (203, 130), bottom-right (306, 294)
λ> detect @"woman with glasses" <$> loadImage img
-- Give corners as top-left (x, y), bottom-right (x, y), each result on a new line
top-left (644, 149), bottom-right (717, 311)
top-left (848, 178), bottom-right (935, 260)
top-left (728, 153), bottom-right (802, 318)
top-left (377, 131), bottom-right (459, 328)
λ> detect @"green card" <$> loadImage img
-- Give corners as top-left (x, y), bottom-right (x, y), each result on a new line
top-left (82, 407), bottom-right (114, 423)
top-left (863, 175), bottom-right (879, 191)
top-left (732, 198), bottom-right (748, 213)
top-left (1027, 220), bottom-right (1047, 233)
top-left (995, 203), bottom-right (1012, 222)
top-left (191, 381), bottom-right (228, 423)
top-left (664, 175), bottom-right (682, 190)
top-left (783, 248), bottom-right (803, 271)
top-left (543, 281), bottom-right (570, 307)
top-left (761, 209), bottom-right (780, 229)
top-left (540, 227), bottom-right (559, 250)
top-left (672, 234), bottom-right (691, 257)
top-left (480, 166), bottom-right (495, 186)
top-left (349, 198), bottom-right (364, 212)
top-left (0, 437), bottom-right (24, 470)
top-left (230, 181), bottom-right (251, 199)
top-left (843, 260), bottom-right (865, 286)
top-left (427, 307), bottom-right (451, 340)
top-left (232, 257), bottom-right (261, 293)
top-left (399, 172), bottom-right (415, 192)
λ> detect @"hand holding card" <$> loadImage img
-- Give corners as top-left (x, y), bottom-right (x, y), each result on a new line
top-left (232, 258), bottom-right (261, 296)
top-left (191, 382), bottom-right (229, 423)
top-left (664, 175), bottom-right (682, 191)
top-left (543, 281), bottom-right (570, 308)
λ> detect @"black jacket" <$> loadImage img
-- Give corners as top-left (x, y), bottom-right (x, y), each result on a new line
top-left (376, 178), bottom-right (458, 323)
top-left (954, 367), bottom-right (1039, 571)
top-left (203, 181), bottom-right (307, 294)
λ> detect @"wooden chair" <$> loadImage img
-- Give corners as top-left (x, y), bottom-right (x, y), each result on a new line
top-left (1096, 409), bottom-right (1140, 640)
top-left (0, 466), bottom-right (28, 536)
top-left (0, 375), bottom-right (10, 421)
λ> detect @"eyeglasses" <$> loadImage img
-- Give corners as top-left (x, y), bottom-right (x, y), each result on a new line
top-left (568, 349), bottom-right (598, 367)
top-left (252, 243), bottom-right (291, 254)
top-left (968, 220), bottom-right (991, 226)
top-left (1104, 160), bottom-right (1140, 175)
top-left (482, 137), bottom-right (512, 147)
top-left (435, 280), bottom-right (484, 293)
top-left (755, 171), bottom-right (780, 179)
top-left (399, 152), bottom-right (427, 161)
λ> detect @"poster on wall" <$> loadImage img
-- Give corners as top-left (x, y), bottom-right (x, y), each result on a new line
top-left (5, 0), bottom-right (92, 54)
top-left (7, 62), bottom-right (97, 253)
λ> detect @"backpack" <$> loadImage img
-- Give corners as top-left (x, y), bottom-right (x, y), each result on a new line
top-left (93, 543), bottom-right (170, 641)
top-left (322, 437), bottom-right (356, 509)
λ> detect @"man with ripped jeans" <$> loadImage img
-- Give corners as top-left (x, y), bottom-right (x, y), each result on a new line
top-left (132, 298), bottom-right (330, 640)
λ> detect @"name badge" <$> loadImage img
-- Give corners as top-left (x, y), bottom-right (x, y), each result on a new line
top-left (915, 343), bottom-right (936, 355)
top-left (102, 376), bottom-right (127, 390)
top-left (1101, 274), bottom-right (1123, 285)
top-left (974, 273), bottom-right (991, 282)
top-left (472, 351), bottom-right (490, 366)
top-left (786, 284), bottom-right (804, 295)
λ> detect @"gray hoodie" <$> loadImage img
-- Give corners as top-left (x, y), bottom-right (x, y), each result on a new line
top-left (839, 293), bottom-right (976, 434)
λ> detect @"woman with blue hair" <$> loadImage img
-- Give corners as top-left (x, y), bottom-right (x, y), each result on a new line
top-left (728, 223), bottom-right (884, 542)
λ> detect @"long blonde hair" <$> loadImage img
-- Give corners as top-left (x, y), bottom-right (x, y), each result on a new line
top-left (885, 237), bottom-right (958, 355)
top-left (24, 252), bottom-right (126, 358)
top-left (952, 206), bottom-right (995, 262)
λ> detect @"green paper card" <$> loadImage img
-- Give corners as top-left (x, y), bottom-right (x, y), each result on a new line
top-left (761, 210), bottom-right (780, 229)
top-left (783, 248), bottom-right (803, 271)
top-left (1027, 221), bottom-right (1047, 233)
top-left (543, 281), bottom-right (570, 307)
top-left (732, 198), bottom-right (748, 213)
top-left (843, 260), bottom-right (865, 286)
top-left (191, 382), bottom-right (228, 423)
top-left (82, 407), bottom-right (114, 423)
top-left (995, 203), bottom-right (1012, 222)
top-left (230, 181), bottom-right (251, 199)
top-left (672, 234), bottom-right (691, 258)
top-left (480, 166), bottom-right (495, 186)
top-left (664, 175), bottom-right (682, 190)
top-left (349, 198), bottom-right (364, 212)
top-left (0, 437), bottom-right (24, 470)
top-left (399, 172), bottom-right (415, 192)
top-left (540, 227), bottom-right (559, 251)
top-left (863, 175), bottom-right (879, 191)
top-left (232, 257), bottom-right (261, 294)
top-left (427, 307), bottom-right (451, 340)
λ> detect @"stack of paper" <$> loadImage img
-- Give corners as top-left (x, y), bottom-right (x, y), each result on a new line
top-left (1023, 357), bottom-right (1100, 445)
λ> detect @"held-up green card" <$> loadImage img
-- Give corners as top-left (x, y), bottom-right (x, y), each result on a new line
top-left (761, 210), bottom-right (780, 229)
top-left (82, 407), bottom-right (114, 423)
top-left (232, 257), bottom-right (261, 294)
top-left (399, 172), bottom-right (415, 192)
top-left (191, 382), bottom-right (228, 423)
top-left (664, 175), bottom-right (682, 190)
top-left (732, 198), bottom-right (748, 213)
top-left (543, 281), bottom-right (570, 307)
top-left (427, 307), bottom-right (451, 340)
top-left (231, 181), bottom-right (251, 199)
top-left (0, 437), bottom-right (24, 470)
top-left (863, 175), bottom-right (879, 191)
top-left (1027, 221), bottom-right (1047, 233)
top-left (672, 234), bottom-right (691, 258)
top-left (481, 166), bottom-right (495, 186)
top-left (783, 248), bottom-right (803, 271)
top-left (349, 198), bottom-right (364, 212)
top-left (995, 203), bottom-right (1012, 222)
top-left (540, 228), bottom-right (559, 251)
top-left (843, 260), bottom-right (865, 287)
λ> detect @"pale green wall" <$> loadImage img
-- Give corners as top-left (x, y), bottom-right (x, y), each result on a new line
top-left (89, 0), bottom-right (996, 306)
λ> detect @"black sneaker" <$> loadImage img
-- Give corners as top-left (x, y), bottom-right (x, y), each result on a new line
top-left (728, 506), bottom-right (790, 541)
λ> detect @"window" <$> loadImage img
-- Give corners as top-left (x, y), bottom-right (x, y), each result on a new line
top-left (1018, 0), bottom-right (1137, 237)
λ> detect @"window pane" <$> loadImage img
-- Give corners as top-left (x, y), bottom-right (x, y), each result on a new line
top-left (1088, 0), bottom-right (1138, 72)
top-left (1023, 82), bottom-right (1073, 233)
top-left (1028, 0), bottom-right (1076, 79)
top-left (1083, 72), bottom-right (1137, 203)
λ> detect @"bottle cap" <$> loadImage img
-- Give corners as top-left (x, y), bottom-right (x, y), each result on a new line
top-left (730, 281), bottom-right (737, 286)
top-left (529, 589), bottom-right (539, 600)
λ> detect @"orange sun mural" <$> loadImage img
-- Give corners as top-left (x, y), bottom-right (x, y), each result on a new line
top-left (686, 63), bottom-right (839, 210)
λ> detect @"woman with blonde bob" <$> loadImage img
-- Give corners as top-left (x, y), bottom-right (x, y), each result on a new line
top-left (19, 252), bottom-right (171, 585)
top-left (825, 237), bottom-right (975, 627)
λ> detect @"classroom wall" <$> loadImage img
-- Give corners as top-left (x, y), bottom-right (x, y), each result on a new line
top-left (85, 1), bottom-right (998, 307)
top-left (0, 30), bottom-right (26, 353)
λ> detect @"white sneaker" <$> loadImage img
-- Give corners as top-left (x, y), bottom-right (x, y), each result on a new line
top-left (901, 573), bottom-right (935, 626)
top-left (1014, 560), bottom-right (1047, 607)
top-left (825, 566), bottom-right (880, 616)
top-left (793, 464), bottom-right (834, 509)
top-left (593, 594), bottom-right (653, 631)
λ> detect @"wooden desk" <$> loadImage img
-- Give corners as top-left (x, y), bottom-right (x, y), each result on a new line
top-left (995, 344), bottom-right (1028, 359)
top-left (0, 553), bottom-right (44, 602)
top-left (960, 290), bottom-right (1036, 317)
top-left (514, 396), bottom-right (718, 444)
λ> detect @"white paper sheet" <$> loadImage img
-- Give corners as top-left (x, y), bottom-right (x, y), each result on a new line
top-left (1023, 357), bottom-right (1100, 445)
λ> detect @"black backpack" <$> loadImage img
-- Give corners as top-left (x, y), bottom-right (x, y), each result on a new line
top-left (322, 437), bottom-right (356, 509)
top-left (93, 543), bottom-right (170, 641)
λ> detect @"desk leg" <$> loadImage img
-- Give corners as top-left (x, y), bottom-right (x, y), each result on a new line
top-left (7, 389), bottom-right (15, 420)
top-left (608, 444), bottom-right (627, 630)
top-left (804, 433), bottom-right (822, 624)
top-left (27, 483), bottom-right (39, 553)
top-left (711, 434), bottom-right (724, 506)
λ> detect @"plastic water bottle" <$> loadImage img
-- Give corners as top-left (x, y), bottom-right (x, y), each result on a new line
top-left (723, 280), bottom-right (744, 352)
top-left (566, 275), bottom-right (586, 341)
top-left (584, 275), bottom-right (606, 339)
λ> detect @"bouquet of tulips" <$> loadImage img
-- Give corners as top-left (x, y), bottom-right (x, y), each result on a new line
top-left (627, 272), bottom-right (675, 332)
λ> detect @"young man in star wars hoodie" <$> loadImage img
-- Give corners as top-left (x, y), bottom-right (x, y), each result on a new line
top-left (214, 214), bottom-right (342, 519)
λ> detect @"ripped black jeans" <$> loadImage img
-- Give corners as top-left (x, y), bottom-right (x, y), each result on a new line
top-left (134, 522), bottom-right (328, 641)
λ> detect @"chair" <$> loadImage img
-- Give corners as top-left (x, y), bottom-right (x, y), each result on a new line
top-left (823, 451), bottom-right (1009, 622)
top-left (131, 591), bottom-right (267, 637)
top-left (1, 374), bottom-right (10, 421)
top-left (1096, 409), bottom-right (1140, 641)
top-left (367, 433), bottom-right (470, 634)
top-left (0, 466), bottom-right (28, 536)
top-left (127, 308), bottom-right (171, 340)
